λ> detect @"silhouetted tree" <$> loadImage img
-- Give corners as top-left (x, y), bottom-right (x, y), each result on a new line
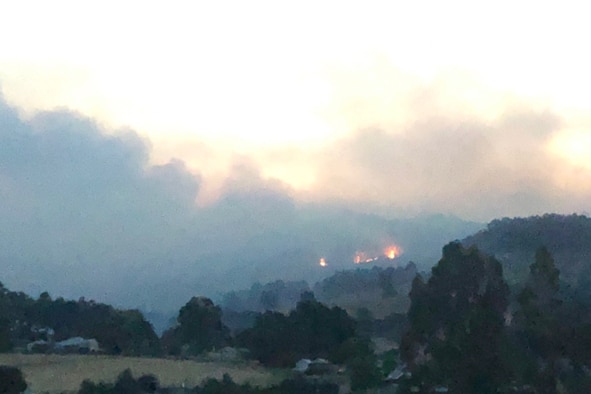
top-left (0, 366), bottom-right (27, 394)
top-left (112, 369), bottom-right (141, 394)
top-left (238, 298), bottom-right (357, 367)
top-left (0, 318), bottom-right (12, 353)
top-left (517, 247), bottom-right (562, 355)
top-left (77, 369), bottom-right (160, 394)
top-left (273, 376), bottom-right (339, 394)
top-left (25, 293), bottom-right (160, 356)
top-left (137, 374), bottom-right (159, 393)
top-left (515, 247), bottom-right (564, 390)
top-left (194, 373), bottom-right (255, 394)
top-left (401, 242), bottom-right (510, 393)
top-left (163, 297), bottom-right (229, 355)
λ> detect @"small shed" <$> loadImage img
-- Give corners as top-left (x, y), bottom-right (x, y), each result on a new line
top-left (294, 358), bottom-right (312, 373)
top-left (26, 340), bottom-right (50, 353)
top-left (293, 358), bottom-right (337, 375)
top-left (55, 337), bottom-right (100, 353)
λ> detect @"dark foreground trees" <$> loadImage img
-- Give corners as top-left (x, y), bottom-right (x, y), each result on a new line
top-left (0, 366), bottom-right (27, 394)
top-left (79, 369), bottom-right (159, 394)
top-left (511, 246), bottom-right (591, 392)
top-left (237, 296), bottom-right (357, 367)
top-left (401, 242), bottom-right (510, 393)
top-left (80, 371), bottom-right (339, 394)
top-left (238, 295), bottom-right (381, 390)
top-left (0, 283), bottom-right (160, 356)
top-left (400, 242), bottom-right (591, 393)
top-left (516, 246), bottom-right (562, 364)
top-left (31, 296), bottom-right (161, 356)
top-left (161, 296), bottom-right (230, 356)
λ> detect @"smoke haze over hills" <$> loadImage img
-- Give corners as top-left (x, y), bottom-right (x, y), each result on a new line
top-left (0, 92), bottom-right (491, 312)
top-left (1, 55), bottom-right (591, 313)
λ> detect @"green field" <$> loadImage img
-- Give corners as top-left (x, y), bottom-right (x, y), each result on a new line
top-left (0, 354), bottom-right (284, 393)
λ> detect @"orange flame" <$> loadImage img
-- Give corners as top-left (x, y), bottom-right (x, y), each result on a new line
top-left (384, 245), bottom-right (402, 259)
top-left (319, 258), bottom-right (327, 267)
top-left (354, 252), bottom-right (379, 264)
top-left (354, 245), bottom-right (402, 264)
top-left (354, 252), bottom-right (364, 264)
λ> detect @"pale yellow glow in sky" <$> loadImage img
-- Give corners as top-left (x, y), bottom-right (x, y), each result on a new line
top-left (1, 0), bottom-right (590, 203)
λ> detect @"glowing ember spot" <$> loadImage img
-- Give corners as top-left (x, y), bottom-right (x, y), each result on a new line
top-left (319, 258), bottom-right (327, 267)
top-left (354, 252), bottom-right (379, 264)
top-left (384, 246), bottom-right (402, 259)
top-left (354, 252), bottom-right (365, 264)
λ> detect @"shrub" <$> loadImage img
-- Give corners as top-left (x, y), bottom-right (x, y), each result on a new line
top-left (0, 366), bottom-right (27, 394)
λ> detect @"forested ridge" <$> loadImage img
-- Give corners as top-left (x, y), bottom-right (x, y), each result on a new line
top-left (463, 213), bottom-right (591, 288)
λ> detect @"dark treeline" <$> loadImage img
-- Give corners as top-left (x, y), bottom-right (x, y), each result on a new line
top-left (0, 283), bottom-right (385, 391)
top-left (0, 286), bottom-right (160, 356)
top-left (78, 293), bottom-right (381, 392)
top-left (237, 292), bottom-right (358, 366)
top-left (400, 241), bottom-right (591, 393)
top-left (79, 370), bottom-right (340, 394)
top-left (161, 296), bottom-right (230, 356)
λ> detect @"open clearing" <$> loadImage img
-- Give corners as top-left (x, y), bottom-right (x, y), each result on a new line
top-left (0, 354), bottom-right (284, 393)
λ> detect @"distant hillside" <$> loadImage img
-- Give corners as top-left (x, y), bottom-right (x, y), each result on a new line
top-left (220, 280), bottom-right (311, 313)
top-left (462, 214), bottom-right (591, 287)
top-left (313, 262), bottom-right (417, 319)
top-left (220, 262), bottom-right (417, 324)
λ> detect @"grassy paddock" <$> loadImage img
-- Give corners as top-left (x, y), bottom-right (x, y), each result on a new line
top-left (0, 354), bottom-right (283, 393)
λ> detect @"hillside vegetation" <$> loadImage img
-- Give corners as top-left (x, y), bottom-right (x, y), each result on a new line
top-left (313, 263), bottom-right (417, 319)
top-left (463, 214), bottom-right (591, 291)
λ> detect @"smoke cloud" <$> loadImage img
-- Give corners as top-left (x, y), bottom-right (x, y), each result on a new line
top-left (3, 69), bottom-right (590, 313)
top-left (0, 92), bottom-right (481, 312)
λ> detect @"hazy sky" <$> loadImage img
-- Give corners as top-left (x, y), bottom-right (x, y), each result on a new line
top-left (1, 1), bottom-right (590, 221)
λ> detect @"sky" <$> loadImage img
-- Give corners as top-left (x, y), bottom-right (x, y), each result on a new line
top-left (0, 1), bottom-right (590, 310)
top-left (2, 1), bottom-right (591, 219)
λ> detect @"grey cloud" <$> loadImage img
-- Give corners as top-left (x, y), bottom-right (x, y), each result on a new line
top-left (496, 106), bottom-right (562, 137)
top-left (0, 96), bottom-right (201, 303)
top-left (0, 91), bottom-right (483, 313)
top-left (311, 105), bottom-right (582, 221)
